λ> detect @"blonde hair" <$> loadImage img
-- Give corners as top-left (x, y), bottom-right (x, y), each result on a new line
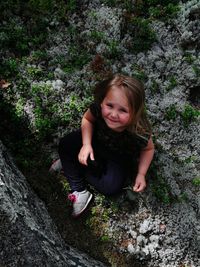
top-left (94, 73), bottom-right (151, 135)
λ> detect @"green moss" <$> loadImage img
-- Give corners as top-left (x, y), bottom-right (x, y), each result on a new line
top-left (0, 58), bottom-right (19, 78)
top-left (135, 0), bottom-right (180, 20)
top-left (192, 65), bottom-right (200, 77)
top-left (129, 17), bottom-right (157, 53)
top-left (150, 79), bottom-right (160, 93)
top-left (151, 174), bottom-right (173, 204)
top-left (27, 65), bottom-right (43, 79)
top-left (192, 177), bottom-right (200, 187)
top-left (90, 30), bottom-right (106, 42)
top-left (181, 105), bottom-right (200, 127)
top-left (166, 76), bottom-right (178, 91)
top-left (132, 64), bottom-right (148, 82)
top-left (165, 104), bottom-right (177, 121)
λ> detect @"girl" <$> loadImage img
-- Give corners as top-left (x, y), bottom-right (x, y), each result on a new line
top-left (57, 74), bottom-right (154, 217)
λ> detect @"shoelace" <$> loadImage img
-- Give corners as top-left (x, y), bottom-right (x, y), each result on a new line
top-left (68, 193), bottom-right (77, 203)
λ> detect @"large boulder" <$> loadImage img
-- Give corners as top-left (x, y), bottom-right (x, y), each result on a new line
top-left (0, 141), bottom-right (107, 267)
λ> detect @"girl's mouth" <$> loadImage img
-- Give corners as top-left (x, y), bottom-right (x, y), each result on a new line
top-left (107, 118), bottom-right (119, 124)
top-left (107, 118), bottom-right (118, 123)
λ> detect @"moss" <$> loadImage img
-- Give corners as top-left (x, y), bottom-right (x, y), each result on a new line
top-left (128, 17), bottom-right (157, 53)
top-left (165, 104), bottom-right (178, 121)
top-left (181, 105), bottom-right (200, 127)
top-left (192, 177), bottom-right (200, 187)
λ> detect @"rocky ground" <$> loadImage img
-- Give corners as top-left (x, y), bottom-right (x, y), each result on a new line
top-left (1, 0), bottom-right (200, 266)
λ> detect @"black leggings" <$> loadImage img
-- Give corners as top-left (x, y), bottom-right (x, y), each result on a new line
top-left (58, 130), bottom-right (133, 196)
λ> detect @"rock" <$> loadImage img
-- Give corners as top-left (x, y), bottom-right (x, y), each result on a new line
top-left (0, 141), bottom-right (107, 267)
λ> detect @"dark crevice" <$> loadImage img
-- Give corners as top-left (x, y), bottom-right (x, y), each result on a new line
top-left (188, 86), bottom-right (200, 109)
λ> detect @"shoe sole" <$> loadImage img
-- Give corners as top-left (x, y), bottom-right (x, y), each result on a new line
top-left (49, 159), bottom-right (62, 173)
top-left (72, 193), bottom-right (93, 218)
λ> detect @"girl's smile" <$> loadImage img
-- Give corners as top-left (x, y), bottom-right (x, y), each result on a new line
top-left (101, 86), bottom-right (131, 132)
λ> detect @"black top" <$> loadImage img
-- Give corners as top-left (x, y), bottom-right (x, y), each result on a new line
top-left (89, 103), bottom-right (149, 162)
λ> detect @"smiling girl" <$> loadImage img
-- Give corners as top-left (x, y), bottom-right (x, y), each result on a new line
top-left (57, 74), bottom-right (154, 217)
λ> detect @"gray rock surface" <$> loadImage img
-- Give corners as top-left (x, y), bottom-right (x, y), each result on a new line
top-left (0, 141), bottom-right (107, 267)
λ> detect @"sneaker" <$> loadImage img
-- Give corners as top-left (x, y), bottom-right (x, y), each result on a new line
top-left (68, 190), bottom-right (93, 217)
top-left (49, 159), bottom-right (62, 173)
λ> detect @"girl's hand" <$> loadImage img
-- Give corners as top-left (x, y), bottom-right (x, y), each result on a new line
top-left (133, 174), bottom-right (146, 192)
top-left (78, 144), bottom-right (94, 166)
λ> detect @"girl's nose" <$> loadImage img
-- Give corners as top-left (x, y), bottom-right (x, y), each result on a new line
top-left (111, 111), bottom-right (117, 118)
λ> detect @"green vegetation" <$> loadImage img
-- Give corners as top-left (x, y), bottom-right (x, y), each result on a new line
top-left (132, 64), bottom-right (148, 82)
top-left (134, 0), bottom-right (180, 19)
top-left (165, 104), bottom-right (200, 126)
top-left (103, 0), bottom-right (180, 19)
top-left (192, 177), bottom-right (200, 187)
top-left (151, 173), bottom-right (189, 204)
top-left (165, 104), bottom-right (178, 121)
top-left (151, 175), bottom-right (172, 204)
top-left (184, 53), bottom-right (195, 64)
top-left (166, 76), bottom-right (178, 91)
top-left (181, 105), bottom-right (200, 127)
top-left (192, 65), bottom-right (200, 77)
top-left (102, 0), bottom-right (180, 53)
top-left (1, 58), bottom-right (19, 78)
top-left (127, 17), bottom-right (157, 53)
top-left (150, 79), bottom-right (160, 93)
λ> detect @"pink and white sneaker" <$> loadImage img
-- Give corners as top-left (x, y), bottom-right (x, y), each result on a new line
top-left (68, 190), bottom-right (93, 217)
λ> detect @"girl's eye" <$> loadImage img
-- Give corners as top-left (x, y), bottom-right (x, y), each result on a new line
top-left (120, 108), bottom-right (128, 113)
top-left (106, 103), bottom-right (113, 108)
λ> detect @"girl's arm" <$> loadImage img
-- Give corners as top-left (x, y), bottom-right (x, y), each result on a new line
top-left (133, 137), bottom-right (155, 192)
top-left (78, 109), bottom-right (96, 166)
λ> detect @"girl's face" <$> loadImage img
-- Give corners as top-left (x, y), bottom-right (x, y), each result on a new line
top-left (101, 86), bottom-right (132, 132)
